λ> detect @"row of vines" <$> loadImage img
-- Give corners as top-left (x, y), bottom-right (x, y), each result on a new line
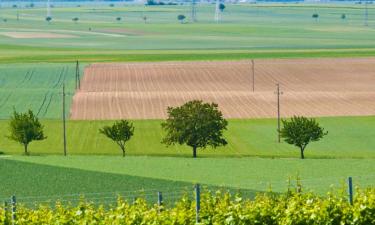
top-left (1, 188), bottom-right (374, 224)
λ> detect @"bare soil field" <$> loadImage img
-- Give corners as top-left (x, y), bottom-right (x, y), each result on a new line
top-left (70, 58), bottom-right (375, 120)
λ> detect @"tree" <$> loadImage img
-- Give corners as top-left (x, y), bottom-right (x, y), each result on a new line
top-left (280, 116), bottom-right (328, 159)
top-left (46, 16), bottom-right (52, 23)
top-left (116, 17), bottom-right (122, 22)
top-left (177, 14), bottom-right (186, 24)
top-left (72, 17), bottom-right (79, 23)
top-left (219, 3), bottom-right (225, 12)
top-left (100, 120), bottom-right (134, 157)
top-left (341, 14), bottom-right (346, 20)
top-left (312, 13), bottom-right (319, 21)
top-left (162, 100), bottom-right (228, 158)
top-left (143, 16), bottom-right (147, 24)
top-left (8, 110), bottom-right (46, 155)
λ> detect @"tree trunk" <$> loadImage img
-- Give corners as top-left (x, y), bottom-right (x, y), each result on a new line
top-left (121, 147), bottom-right (125, 157)
top-left (24, 144), bottom-right (28, 156)
top-left (193, 146), bottom-right (197, 158)
top-left (300, 148), bottom-right (305, 159)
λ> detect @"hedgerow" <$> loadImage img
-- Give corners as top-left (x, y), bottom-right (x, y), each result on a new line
top-left (1, 188), bottom-right (374, 224)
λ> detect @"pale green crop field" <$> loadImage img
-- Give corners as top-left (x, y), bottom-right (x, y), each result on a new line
top-left (0, 3), bottom-right (374, 62)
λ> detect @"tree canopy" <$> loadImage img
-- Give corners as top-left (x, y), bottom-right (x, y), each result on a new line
top-left (8, 109), bottom-right (46, 155)
top-left (219, 3), bottom-right (226, 12)
top-left (177, 14), bottom-right (186, 23)
top-left (162, 100), bottom-right (228, 158)
top-left (280, 116), bottom-right (327, 159)
top-left (100, 120), bottom-right (134, 157)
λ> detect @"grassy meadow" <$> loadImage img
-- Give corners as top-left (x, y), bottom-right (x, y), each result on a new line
top-left (0, 116), bottom-right (375, 159)
top-left (0, 3), bottom-right (375, 62)
top-left (0, 156), bottom-right (373, 201)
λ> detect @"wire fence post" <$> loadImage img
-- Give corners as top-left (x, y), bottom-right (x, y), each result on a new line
top-left (11, 195), bottom-right (16, 224)
top-left (195, 184), bottom-right (200, 224)
top-left (348, 177), bottom-right (353, 205)
top-left (157, 191), bottom-right (163, 212)
top-left (4, 201), bottom-right (8, 223)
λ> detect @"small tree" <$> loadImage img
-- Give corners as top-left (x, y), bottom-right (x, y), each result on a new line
top-left (72, 17), bottom-right (79, 23)
top-left (116, 17), bottom-right (122, 22)
top-left (341, 14), bottom-right (346, 20)
top-left (143, 16), bottom-right (147, 24)
top-left (177, 14), bottom-right (186, 24)
top-left (312, 13), bottom-right (319, 21)
top-left (162, 100), bottom-right (228, 158)
top-left (100, 120), bottom-right (134, 157)
top-left (219, 3), bottom-right (225, 12)
top-left (280, 116), bottom-right (328, 159)
top-left (8, 110), bottom-right (46, 155)
top-left (46, 16), bottom-right (52, 23)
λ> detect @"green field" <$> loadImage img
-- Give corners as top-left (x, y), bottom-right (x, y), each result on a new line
top-left (1, 116), bottom-right (375, 158)
top-left (0, 63), bottom-right (78, 119)
top-left (0, 3), bottom-right (375, 62)
top-left (0, 156), bottom-right (373, 203)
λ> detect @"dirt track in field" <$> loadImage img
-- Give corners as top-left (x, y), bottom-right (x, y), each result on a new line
top-left (70, 58), bottom-right (375, 120)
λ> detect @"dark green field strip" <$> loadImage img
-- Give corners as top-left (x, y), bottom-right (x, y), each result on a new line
top-left (2, 49), bottom-right (375, 63)
top-left (0, 158), bottom-right (257, 207)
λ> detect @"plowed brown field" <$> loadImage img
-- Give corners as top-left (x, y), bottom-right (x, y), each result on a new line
top-left (70, 58), bottom-right (375, 120)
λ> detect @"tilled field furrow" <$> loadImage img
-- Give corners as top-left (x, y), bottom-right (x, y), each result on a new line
top-left (70, 59), bottom-right (375, 120)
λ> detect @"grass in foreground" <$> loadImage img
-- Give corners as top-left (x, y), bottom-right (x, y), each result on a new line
top-left (1, 155), bottom-right (374, 198)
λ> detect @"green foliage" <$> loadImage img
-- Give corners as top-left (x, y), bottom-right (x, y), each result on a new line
top-left (219, 3), bottom-right (226, 12)
top-left (177, 14), bottom-right (186, 23)
top-left (1, 188), bottom-right (374, 224)
top-left (72, 17), bottom-right (79, 23)
top-left (45, 16), bottom-right (52, 22)
top-left (281, 116), bottom-right (328, 159)
top-left (162, 100), bottom-right (228, 158)
top-left (312, 13), bottom-right (319, 20)
top-left (100, 120), bottom-right (135, 157)
top-left (8, 110), bottom-right (46, 155)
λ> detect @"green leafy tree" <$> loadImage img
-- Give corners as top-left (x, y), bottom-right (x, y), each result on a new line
top-left (8, 110), bottom-right (46, 155)
top-left (280, 116), bottom-right (328, 159)
top-left (312, 13), bottom-right (319, 21)
top-left (46, 16), bottom-right (52, 23)
top-left (72, 17), bottom-right (79, 23)
top-left (116, 17), bottom-right (122, 22)
top-left (100, 120), bottom-right (134, 157)
top-left (219, 3), bottom-right (225, 12)
top-left (177, 14), bottom-right (186, 23)
top-left (162, 100), bottom-right (228, 158)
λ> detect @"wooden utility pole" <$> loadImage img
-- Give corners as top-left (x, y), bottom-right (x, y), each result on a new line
top-left (364, 1), bottom-right (369, 26)
top-left (62, 84), bottom-right (67, 156)
top-left (251, 59), bottom-right (255, 92)
top-left (75, 60), bottom-right (80, 90)
top-left (275, 83), bottom-right (283, 143)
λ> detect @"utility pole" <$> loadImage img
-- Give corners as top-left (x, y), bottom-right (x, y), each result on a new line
top-left (47, 0), bottom-right (51, 18)
top-left (191, 0), bottom-right (197, 22)
top-left (62, 84), bottom-right (67, 156)
top-left (76, 60), bottom-right (80, 90)
top-left (275, 83), bottom-right (283, 143)
top-left (251, 59), bottom-right (255, 92)
top-left (214, 0), bottom-right (220, 23)
top-left (364, 1), bottom-right (369, 26)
